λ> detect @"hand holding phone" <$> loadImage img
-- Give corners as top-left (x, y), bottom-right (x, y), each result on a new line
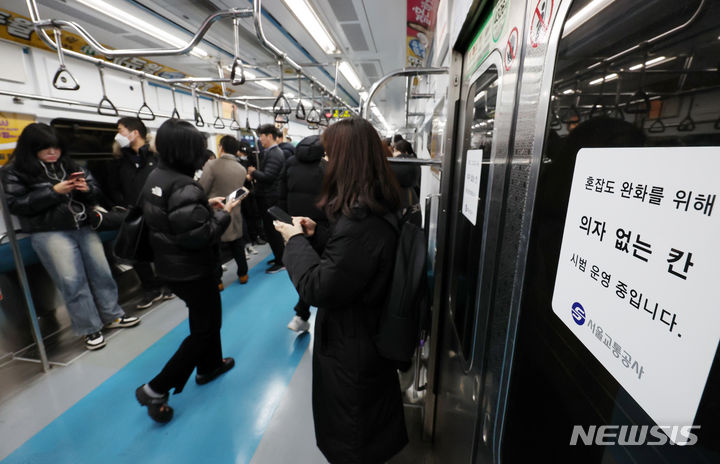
top-left (68, 171), bottom-right (84, 182)
top-left (227, 186), bottom-right (249, 203)
top-left (267, 205), bottom-right (293, 224)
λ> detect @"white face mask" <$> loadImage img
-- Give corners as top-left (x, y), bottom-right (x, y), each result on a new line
top-left (115, 132), bottom-right (131, 148)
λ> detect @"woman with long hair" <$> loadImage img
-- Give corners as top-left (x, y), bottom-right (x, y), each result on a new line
top-left (134, 119), bottom-right (241, 423)
top-left (3, 123), bottom-right (139, 350)
top-left (274, 118), bottom-right (408, 463)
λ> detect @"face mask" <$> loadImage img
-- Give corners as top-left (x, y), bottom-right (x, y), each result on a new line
top-left (115, 133), bottom-right (131, 148)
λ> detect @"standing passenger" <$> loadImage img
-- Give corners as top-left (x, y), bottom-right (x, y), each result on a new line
top-left (3, 123), bottom-right (139, 351)
top-left (135, 119), bottom-right (241, 423)
top-left (110, 117), bottom-right (173, 309)
top-left (274, 118), bottom-right (408, 463)
top-left (198, 135), bottom-right (249, 284)
top-left (248, 124), bottom-right (286, 274)
top-left (278, 135), bottom-right (326, 332)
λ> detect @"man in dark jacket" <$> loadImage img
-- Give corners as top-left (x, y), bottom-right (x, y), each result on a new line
top-left (248, 124), bottom-right (286, 274)
top-left (278, 133), bottom-right (295, 161)
top-left (279, 135), bottom-right (326, 332)
top-left (110, 117), bottom-right (172, 309)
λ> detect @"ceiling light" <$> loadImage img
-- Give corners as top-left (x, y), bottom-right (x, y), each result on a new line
top-left (562, 0), bottom-right (616, 38)
top-left (281, 0), bottom-right (339, 54)
top-left (370, 104), bottom-right (390, 131)
top-left (589, 73), bottom-right (618, 85)
top-left (338, 61), bottom-right (362, 90)
top-left (75, 0), bottom-right (209, 58)
top-left (562, 88), bottom-right (575, 95)
top-left (629, 56), bottom-right (674, 71)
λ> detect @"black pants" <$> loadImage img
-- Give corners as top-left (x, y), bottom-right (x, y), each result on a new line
top-left (134, 261), bottom-right (162, 293)
top-left (241, 193), bottom-right (263, 241)
top-left (294, 297), bottom-right (310, 321)
top-left (222, 238), bottom-right (248, 276)
top-left (257, 196), bottom-right (285, 262)
top-left (149, 275), bottom-right (223, 394)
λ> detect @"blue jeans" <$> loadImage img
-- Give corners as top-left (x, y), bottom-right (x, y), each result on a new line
top-left (31, 227), bottom-right (125, 336)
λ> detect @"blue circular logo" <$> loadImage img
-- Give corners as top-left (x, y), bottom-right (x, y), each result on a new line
top-left (571, 302), bottom-right (586, 325)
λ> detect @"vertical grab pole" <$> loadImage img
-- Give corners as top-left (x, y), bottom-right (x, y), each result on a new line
top-left (0, 184), bottom-right (49, 372)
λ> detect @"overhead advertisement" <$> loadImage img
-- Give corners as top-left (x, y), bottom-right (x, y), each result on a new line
top-left (552, 147), bottom-right (720, 442)
top-left (406, 0), bottom-right (439, 68)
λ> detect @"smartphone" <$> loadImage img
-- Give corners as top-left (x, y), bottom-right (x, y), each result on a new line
top-left (267, 205), bottom-right (293, 225)
top-left (227, 186), bottom-right (249, 202)
top-left (68, 171), bottom-right (84, 181)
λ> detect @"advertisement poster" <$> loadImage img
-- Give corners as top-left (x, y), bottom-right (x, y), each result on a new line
top-left (406, 0), bottom-right (439, 68)
top-left (0, 112), bottom-right (35, 165)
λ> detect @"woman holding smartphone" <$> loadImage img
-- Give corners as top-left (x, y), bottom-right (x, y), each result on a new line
top-left (135, 119), bottom-right (242, 423)
top-left (3, 123), bottom-right (139, 351)
top-left (273, 118), bottom-right (408, 463)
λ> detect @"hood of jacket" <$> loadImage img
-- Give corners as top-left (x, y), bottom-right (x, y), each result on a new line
top-left (295, 135), bottom-right (324, 163)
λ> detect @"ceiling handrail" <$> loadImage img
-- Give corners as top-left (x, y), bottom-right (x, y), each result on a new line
top-left (136, 77), bottom-right (156, 121)
top-left (96, 64), bottom-right (118, 116)
top-left (361, 67), bottom-right (448, 119)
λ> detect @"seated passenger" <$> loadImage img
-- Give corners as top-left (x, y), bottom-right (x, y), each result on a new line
top-left (3, 123), bottom-right (139, 351)
top-left (278, 135), bottom-right (327, 332)
top-left (135, 119), bottom-right (242, 423)
top-left (274, 118), bottom-right (408, 463)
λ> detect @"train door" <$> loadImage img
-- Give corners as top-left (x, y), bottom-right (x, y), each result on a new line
top-left (430, 1), bottom-right (527, 462)
top-left (500, 0), bottom-right (720, 462)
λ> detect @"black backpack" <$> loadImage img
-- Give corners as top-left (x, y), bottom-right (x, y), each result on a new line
top-left (374, 210), bottom-right (429, 367)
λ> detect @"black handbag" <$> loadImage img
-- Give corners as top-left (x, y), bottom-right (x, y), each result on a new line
top-left (113, 202), bottom-right (153, 263)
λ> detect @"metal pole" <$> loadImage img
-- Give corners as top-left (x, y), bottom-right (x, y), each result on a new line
top-left (0, 184), bottom-right (49, 372)
top-left (361, 67), bottom-right (448, 118)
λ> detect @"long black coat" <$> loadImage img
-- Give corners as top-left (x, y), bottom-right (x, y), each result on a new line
top-left (283, 207), bottom-right (408, 464)
top-left (141, 161), bottom-right (230, 282)
top-left (279, 149), bottom-right (326, 222)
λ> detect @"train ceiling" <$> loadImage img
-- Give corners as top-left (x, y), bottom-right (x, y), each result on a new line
top-left (6, 0), bottom-right (409, 130)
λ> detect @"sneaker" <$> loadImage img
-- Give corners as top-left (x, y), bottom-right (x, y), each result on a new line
top-left (105, 316), bottom-right (140, 329)
top-left (84, 331), bottom-right (106, 350)
top-left (196, 357), bottom-right (235, 385)
top-left (136, 290), bottom-right (163, 309)
top-left (287, 316), bottom-right (310, 332)
top-left (238, 274), bottom-right (249, 284)
top-left (265, 263), bottom-right (286, 274)
top-left (218, 282), bottom-right (225, 291)
top-left (267, 259), bottom-right (276, 266)
top-left (245, 245), bottom-right (259, 255)
top-left (161, 289), bottom-right (175, 300)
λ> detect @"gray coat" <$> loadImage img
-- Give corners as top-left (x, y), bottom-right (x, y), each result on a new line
top-left (198, 154), bottom-right (246, 242)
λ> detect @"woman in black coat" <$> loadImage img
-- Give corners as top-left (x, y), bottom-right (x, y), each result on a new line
top-left (135, 119), bottom-right (242, 423)
top-left (274, 118), bottom-right (408, 463)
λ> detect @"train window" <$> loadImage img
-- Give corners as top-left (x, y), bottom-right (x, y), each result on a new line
top-left (505, 0), bottom-right (720, 461)
top-left (448, 66), bottom-right (498, 362)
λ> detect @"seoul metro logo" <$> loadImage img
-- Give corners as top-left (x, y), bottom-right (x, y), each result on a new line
top-left (571, 302), bottom-right (585, 325)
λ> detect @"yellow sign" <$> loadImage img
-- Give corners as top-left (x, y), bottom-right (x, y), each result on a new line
top-left (0, 112), bottom-right (36, 165)
top-left (0, 7), bottom-right (226, 95)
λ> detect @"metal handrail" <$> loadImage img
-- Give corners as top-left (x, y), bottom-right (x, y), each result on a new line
top-left (361, 67), bottom-right (448, 119)
top-left (27, 2), bottom-right (253, 57)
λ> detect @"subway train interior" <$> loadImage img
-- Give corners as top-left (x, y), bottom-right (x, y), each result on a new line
top-left (0, 0), bottom-right (718, 462)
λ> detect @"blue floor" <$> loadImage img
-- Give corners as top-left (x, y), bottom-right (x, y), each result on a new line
top-left (2, 258), bottom-right (310, 464)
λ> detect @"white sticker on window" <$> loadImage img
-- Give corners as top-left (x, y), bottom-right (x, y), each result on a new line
top-left (462, 149), bottom-right (483, 225)
top-left (552, 147), bottom-right (720, 441)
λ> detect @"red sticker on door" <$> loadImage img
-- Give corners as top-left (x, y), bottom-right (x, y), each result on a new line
top-left (504, 27), bottom-right (519, 70)
top-left (530, 0), bottom-right (553, 48)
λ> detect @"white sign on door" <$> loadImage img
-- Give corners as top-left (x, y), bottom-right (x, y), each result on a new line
top-left (552, 147), bottom-right (720, 441)
top-left (462, 149), bottom-right (483, 225)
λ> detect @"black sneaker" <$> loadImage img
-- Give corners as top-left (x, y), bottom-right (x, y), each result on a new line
top-left (267, 259), bottom-right (276, 266)
top-left (265, 263), bottom-right (286, 274)
top-left (136, 290), bottom-right (163, 309)
top-left (84, 331), bottom-right (106, 350)
top-left (161, 289), bottom-right (175, 300)
top-left (196, 358), bottom-right (235, 385)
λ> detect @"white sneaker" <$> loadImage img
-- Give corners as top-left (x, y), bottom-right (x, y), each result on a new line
top-left (287, 315), bottom-right (310, 332)
top-left (246, 245), bottom-right (259, 255)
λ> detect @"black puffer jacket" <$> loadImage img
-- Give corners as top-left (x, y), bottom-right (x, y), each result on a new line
top-left (141, 161), bottom-right (230, 282)
top-left (3, 161), bottom-right (100, 232)
top-left (390, 154), bottom-right (420, 208)
top-left (279, 137), bottom-right (326, 222)
top-left (279, 141), bottom-right (295, 160)
top-left (253, 145), bottom-right (285, 200)
top-left (107, 144), bottom-right (158, 207)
